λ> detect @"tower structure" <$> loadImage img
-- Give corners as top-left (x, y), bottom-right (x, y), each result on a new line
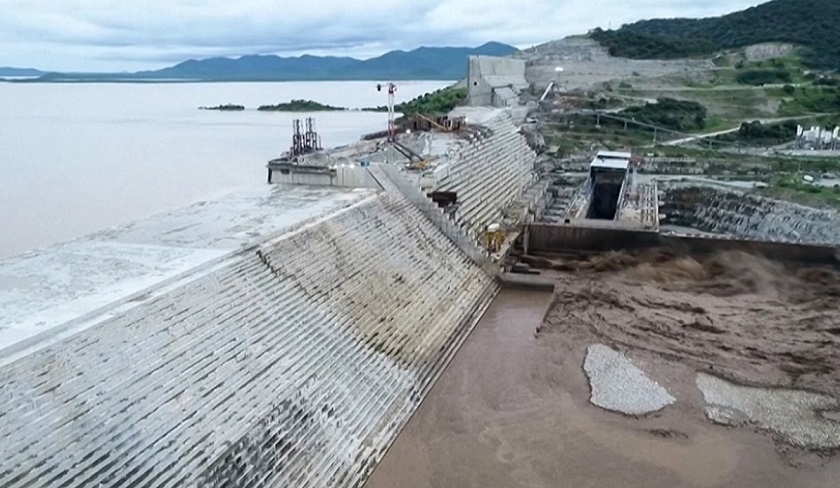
top-left (377, 82), bottom-right (397, 142)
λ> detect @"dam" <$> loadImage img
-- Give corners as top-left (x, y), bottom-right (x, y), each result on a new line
top-left (3, 55), bottom-right (840, 488)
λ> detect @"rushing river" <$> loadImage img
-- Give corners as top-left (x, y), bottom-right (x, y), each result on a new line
top-left (0, 80), bottom-right (450, 258)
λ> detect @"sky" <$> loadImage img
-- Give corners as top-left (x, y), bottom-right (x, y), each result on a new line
top-left (0, 0), bottom-right (766, 72)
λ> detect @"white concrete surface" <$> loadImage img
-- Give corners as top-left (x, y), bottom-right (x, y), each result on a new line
top-left (269, 164), bottom-right (380, 189)
top-left (0, 185), bottom-right (499, 487)
top-left (0, 184), bottom-right (374, 356)
top-left (584, 344), bottom-right (676, 416)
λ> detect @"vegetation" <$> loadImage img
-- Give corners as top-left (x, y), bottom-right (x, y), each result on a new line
top-left (363, 86), bottom-right (467, 115)
top-left (779, 86), bottom-right (840, 115)
top-left (814, 75), bottom-right (840, 86)
top-left (764, 176), bottom-right (840, 209)
top-left (589, 0), bottom-right (840, 70)
top-left (199, 104), bottom-right (245, 111)
top-left (735, 69), bottom-right (792, 86)
top-left (398, 86), bottom-right (467, 115)
top-left (715, 120), bottom-right (798, 145)
top-left (257, 99), bottom-right (346, 111)
top-left (587, 96), bottom-right (624, 110)
top-left (619, 98), bottom-right (707, 132)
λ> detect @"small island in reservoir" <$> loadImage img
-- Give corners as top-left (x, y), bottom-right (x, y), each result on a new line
top-left (257, 99), bottom-right (346, 112)
top-left (199, 104), bottom-right (245, 111)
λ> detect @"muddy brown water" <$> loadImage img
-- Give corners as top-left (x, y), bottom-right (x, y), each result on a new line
top-left (365, 289), bottom-right (840, 488)
top-left (537, 248), bottom-right (840, 396)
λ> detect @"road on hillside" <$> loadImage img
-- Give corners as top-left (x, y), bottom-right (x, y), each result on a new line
top-left (662, 113), bottom-right (831, 146)
top-left (646, 83), bottom-right (803, 92)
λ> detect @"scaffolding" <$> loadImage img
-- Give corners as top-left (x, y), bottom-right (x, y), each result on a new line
top-left (290, 117), bottom-right (322, 157)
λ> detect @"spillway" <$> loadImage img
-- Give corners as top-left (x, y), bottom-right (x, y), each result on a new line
top-left (0, 183), bottom-right (499, 487)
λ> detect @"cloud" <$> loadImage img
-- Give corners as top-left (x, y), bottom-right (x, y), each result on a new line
top-left (0, 0), bottom-right (764, 71)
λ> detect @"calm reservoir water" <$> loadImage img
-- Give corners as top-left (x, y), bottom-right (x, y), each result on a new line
top-left (0, 81), bottom-right (450, 258)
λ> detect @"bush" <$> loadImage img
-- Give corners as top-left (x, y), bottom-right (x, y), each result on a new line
top-left (364, 87), bottom-right (468, 115)
top-left (736, 69), bottom-right (792, 86)
top-left (619, 98), bottom-right (707, 132)
top-left (731, 120), bottom-right (798, 145)
top-left (782, 84), bottom-right (796, 95)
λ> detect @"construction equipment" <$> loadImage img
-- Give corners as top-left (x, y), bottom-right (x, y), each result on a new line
top-left (416, 114), bottom-right (451, 132)
top-left (482, 223), bottom-right (505, 254)
top-left (389, 139), bottom-right (435, 170)
top-left (407, 158), bottom-right (436, 170)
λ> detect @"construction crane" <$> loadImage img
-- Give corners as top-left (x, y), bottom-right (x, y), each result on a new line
top-left (376, 82), bottom-right (398, 142)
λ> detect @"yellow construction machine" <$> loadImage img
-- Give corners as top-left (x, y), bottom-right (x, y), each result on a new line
top-left (482, 223), bottom-right (505, 254)
top-left (407, 158), bottom-right (436, 170)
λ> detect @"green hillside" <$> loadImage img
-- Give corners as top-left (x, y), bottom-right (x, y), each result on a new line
top-left (590, 0), bottom-right (840, 70)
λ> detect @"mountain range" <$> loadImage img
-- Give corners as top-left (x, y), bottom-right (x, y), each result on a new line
top-left (6, 42), bottom-right (517, 82)
top-left (0, 67), bottom-right (44, 77)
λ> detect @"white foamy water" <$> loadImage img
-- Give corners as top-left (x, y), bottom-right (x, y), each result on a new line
top-left (0, 80), bottom-right (450, 258)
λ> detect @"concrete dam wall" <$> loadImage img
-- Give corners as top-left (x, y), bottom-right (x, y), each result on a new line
top-left (466, 56), bottom-right (528, 107)
top-left (0, 191), bottom-right (497, 487)
top-left (526, 223), bottom-right (839, 264)
top-left (434, 110), bottom-right (537, 237)
top-left (661, 184), bottom-right (840, 245)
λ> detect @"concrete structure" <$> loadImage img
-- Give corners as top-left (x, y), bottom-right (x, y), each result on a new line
top-left (0, 183), bottom-right (498, 487)
top-left (426, 109), bottom-right (538, 237)
top-left (0, 185), bottom-right (372, 357)
top-left (562, 151), bottom-right (659, 230)
top-left (466, 56), bottom-right (529, 107)
top-left (661, 184), bottom-right (840, 245)
top-left (267, 108), bottom-right (542, 248)
top-left (524, 222), bottom-right (840, 264)
top-left (267, 160), bottom-right (379, 188)
top-left (794, 125), bottom-right (840, 151)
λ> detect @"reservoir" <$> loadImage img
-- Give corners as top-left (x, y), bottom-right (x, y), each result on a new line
top-left (0, 80), bottom-right (449, 258)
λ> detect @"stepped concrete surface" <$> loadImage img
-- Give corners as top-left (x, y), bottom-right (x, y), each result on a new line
top-left (0, 182), bottom-right (499, 487)
top-left (0, 185), bottom-right (373, 360)
top-left (400, 108), bottom-right (538, 237)
top-left (661, 184), bottom-right (840, 244)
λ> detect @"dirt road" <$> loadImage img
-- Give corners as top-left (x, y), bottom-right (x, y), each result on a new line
top-left (365, 285), bottom-right (840, 488)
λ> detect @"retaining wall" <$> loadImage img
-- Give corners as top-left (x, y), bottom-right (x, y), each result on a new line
top-left (661, 184), bottom-right (840, 245)
top-left (0, 191), bottom-right (498, 487)
top-left (268, 165), bottom-right (379, 189)
top-left (526, 223), bottom-right (839, 264)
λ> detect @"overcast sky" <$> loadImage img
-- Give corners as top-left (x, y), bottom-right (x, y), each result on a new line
top-left (1, 0), bottom-right (764, 72)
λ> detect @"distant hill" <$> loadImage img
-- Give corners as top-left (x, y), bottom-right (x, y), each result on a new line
top-left (0, 67), bottom-right (44, 77)
top-left (28, 42), bottom-right (518, 82)
top-left (589, 0), bottom-right (840, 70)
